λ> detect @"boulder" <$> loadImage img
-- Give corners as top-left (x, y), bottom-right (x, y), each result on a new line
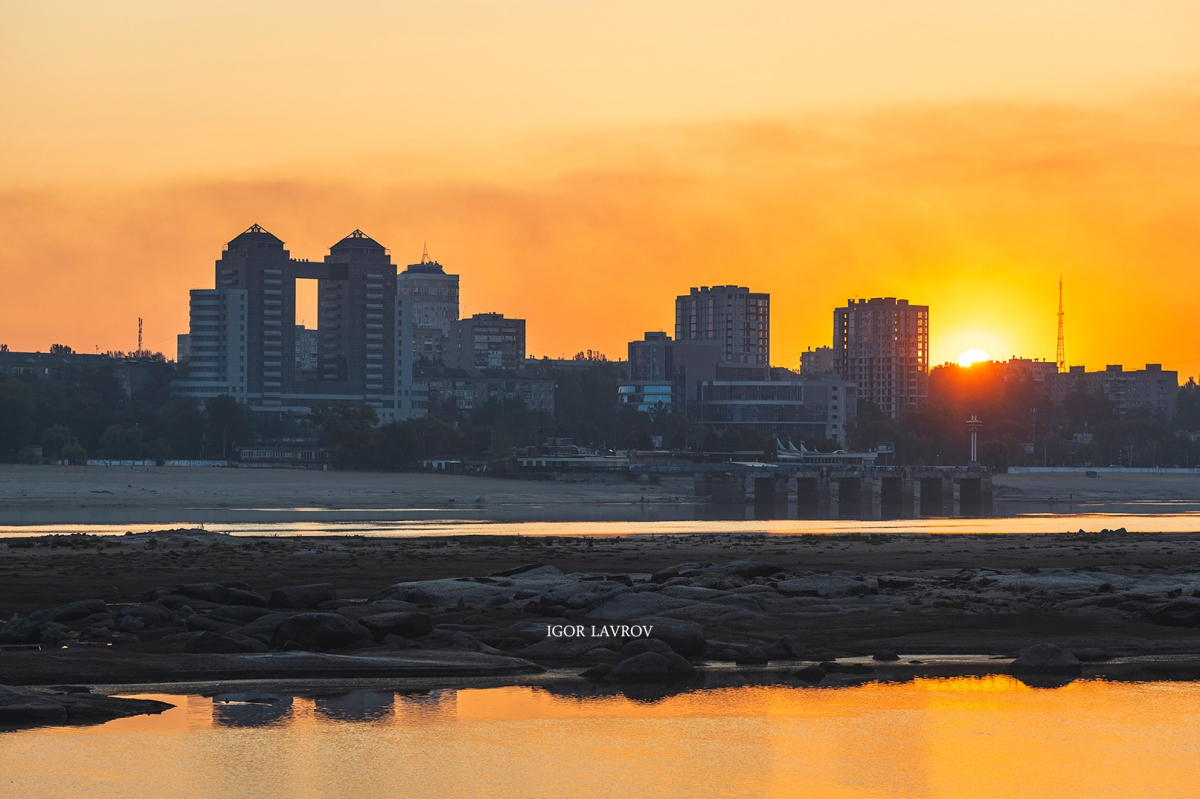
top-left (642, 617), bottom-right (706, 657)
top-left (777, 576), bottom-right (873, 598)
top-left (614, 638), bottom-right (674, 665)
top-left (0, 616), bottom-right (42, 645)
top-left (224, 588), bottom-right (268, 608)
top-left (719, 559), bottom-right (783, 579)
top-left (608, 652), bottom-right (673, 683)
top-left (589, 592), bottom-right (697, 620)
top-left (1145, 598), bottom-right (1200, 628)
top-left (370, 579), bottom-right (506, 607)
top-left (873, 650), bottom-right (901, 662)
top-left (580, 663), bottom-right (612, 680)
top-left (185, 632), bottom-right (257, 654)
top-left (44, 599), bottom-right (107, 623)
top-left (1072, 648), bottom-right (1112, 663)
top-left (271, 613), bottom-right (372, 651)
top-left (735, 647), bottom-right (769, 665)
top-left (269, 584), bottom-right (337, 609)
top-left (176, 583), bottom-right (230, 604)
top-left (795, 665), bottom-right (826, 683)
top-left (765, 635), bottom-right (808, 660)
top-left (0, 686), bottom-right (69, 723)
top-left (359, 612), bottom-right (433, 641)
top-left (650, 562), bottom-right (713, 584)
top-left (1009, 644), bottom-right (1083, 677)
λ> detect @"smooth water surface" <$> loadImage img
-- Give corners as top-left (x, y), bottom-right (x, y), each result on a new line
top-left (4, 677), bottom-right (1200, 798)
top-left (2, 508), bottom-right (1200, 538)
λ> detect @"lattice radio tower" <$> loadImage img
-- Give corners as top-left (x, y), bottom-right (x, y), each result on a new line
top-left (1055, 278), bottom-right (1065, 373)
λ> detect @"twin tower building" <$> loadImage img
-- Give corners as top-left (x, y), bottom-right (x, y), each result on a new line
top-left (174, 225), bottom-right (521, 421)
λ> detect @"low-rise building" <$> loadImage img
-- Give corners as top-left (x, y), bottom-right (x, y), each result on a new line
top-left (1052, 364), bottom-right (1178, 419)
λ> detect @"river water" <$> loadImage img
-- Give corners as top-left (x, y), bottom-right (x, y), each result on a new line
top-left (1, 503), bottom-right (1200, 537)
top-left (3, 677), bottom-right (1198, 798)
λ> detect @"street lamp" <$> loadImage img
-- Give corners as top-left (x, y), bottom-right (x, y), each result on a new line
top-left (966, 415), bottom-right (983, 466)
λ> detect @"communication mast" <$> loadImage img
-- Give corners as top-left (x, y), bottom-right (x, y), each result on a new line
top-left (138, 317), bottom-right (143, 355)
top-left (421, 242), bottom-right (431, 264)
top-left (1056, 278), bottom-right (1065, 373)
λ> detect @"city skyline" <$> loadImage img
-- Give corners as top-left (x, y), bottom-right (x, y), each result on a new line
top-left (4, 3), bottom-right (1200, 372)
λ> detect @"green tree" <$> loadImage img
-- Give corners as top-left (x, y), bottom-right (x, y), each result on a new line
top-left (41, 424), bottom-right (72, 462)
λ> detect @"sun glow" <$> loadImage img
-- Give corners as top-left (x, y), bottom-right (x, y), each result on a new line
top-left (957, 349), bottom-right (990, 367)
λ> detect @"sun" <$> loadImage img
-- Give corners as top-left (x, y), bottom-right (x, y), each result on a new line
top-left (957, 349), bottom-right (990, 367)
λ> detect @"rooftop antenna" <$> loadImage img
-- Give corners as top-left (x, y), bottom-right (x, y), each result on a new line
top-left (138, 318), bottom-right (143, 355)
top-left (1056, 278), bottom-right (1065, 373)
top-left (421, 241), bottom-right (431, 264)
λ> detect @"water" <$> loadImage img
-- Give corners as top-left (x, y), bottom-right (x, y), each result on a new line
top-left (4, 677), bottom-right (1199, 798)
top-left (1, 504), bottom-right (1200, 538)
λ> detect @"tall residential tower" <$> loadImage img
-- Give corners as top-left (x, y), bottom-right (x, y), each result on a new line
top-left (834, 297), bottom-right (929, 418)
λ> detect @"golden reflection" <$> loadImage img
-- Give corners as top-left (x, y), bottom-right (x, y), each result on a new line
top-left (4, 678), bottom-right (1199, 798)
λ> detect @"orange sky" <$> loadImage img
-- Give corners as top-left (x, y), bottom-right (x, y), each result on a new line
top-left (3, 2), bottom-right (1200, 373)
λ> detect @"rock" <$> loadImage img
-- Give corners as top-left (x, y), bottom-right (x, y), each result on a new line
top-left (371, 579), bottom-right (508, 607)
top-left (765, 635), bottom-right (808, 660)
top-left (268, 572), bottom-right (285, 580)
top-left (112, 633), bottom-right (140, 644)
top-left (117, 616), bottom-right (146, 633)
top-left (1145, 598), bottom-right (1200, 628)
top-left (718, 559), bottom-right (783, 579)
top-left (224, 588), bottom-right (268, 608)
top-left (580, 663), bottom-right (612, 680)
top-left (0, 686), bottom-right (69, 723)
top-left (269, 584), bottom-right (337, 609)
top-left (185, 615), bottom-right (234, 633)
top-left (358, 612), bottom-right (433, 641)
top-left (177, 583), bottom-right (230, 604)
top-left (608, 652), bottom-right (673, 682)
top-left (185, 632), bottom-right (257, 654)
top-left (1072, 648), bottom-right (1112, 663)
top-left (614, 638), bottom-right (674, 665)
top-left (0, 616), bottom-right (42, 645)
top-left (650, 562), bottom-right (713, 584)
top-left (795, 665), bottom-right (826, 683)
top-left (735, 647), bottom-right (769, 665)
top-left (44, 599), bottom-right (107, 623)
top-left (873, 650), bottom-right (901, 662)
top-left (206, 605), bottom-right (274, 624)
top-left (271, 613), bottom-right (372, 651)
top-left (589, 593), bottom-right (696, 620)
top-left (1009, 644), bottom-right (1083, 677)
top-left (490, 563), bottom-right (561, 578)
top-left (777, 576), bottom-right (873, 598)
top-left (642, 617), bottom-right (706, 657)
top-left (663, 651), bottom-right (698, 678)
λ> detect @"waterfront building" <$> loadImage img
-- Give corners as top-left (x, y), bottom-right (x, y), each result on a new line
top-left (448, 313), bottom-right (526, 371)
top-left (834, 297), bottom-right (929, 418)
top-left (1052, 364), bottom-right (1178, 419)
top-left (172, 225), bottom-right (417, 420)
top-left (675, 285), bottom-right (770, 365)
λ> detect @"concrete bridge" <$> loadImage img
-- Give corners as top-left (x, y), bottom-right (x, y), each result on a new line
top-left (634, 463), bottom-right (992, 510)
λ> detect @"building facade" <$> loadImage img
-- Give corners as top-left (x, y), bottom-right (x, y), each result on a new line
top-left (695, 377), bottom-right (855, 445)
top-left (1052, 364), bottom-right (1178, 419)
top-left (449, 313), bottom-right (526, 370)
top-left (675, 285), bottom-right (770, 365)
top-left (800, 346), bottom-right (836, 377)
top-left (173, 225), bottom-right (417, 420)
top-left (397, 251), bottom-right (459, 366)
top-left (834, 297), bottom-right (929, 418)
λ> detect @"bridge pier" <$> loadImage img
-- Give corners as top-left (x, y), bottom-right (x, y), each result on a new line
top-left (753, 476), bottom-right (789, 507)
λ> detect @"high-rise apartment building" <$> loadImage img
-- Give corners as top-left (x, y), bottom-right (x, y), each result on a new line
top-left (448, 313), bottom-right (526, 370)
top-left (173, 225), bottom-right (417, 420)
top-left (397, 250), bottom-right (459, 365)
top-left (675, 286), bottom-right (770, 365)
top-left (834, 297), bottom-right (929, 418)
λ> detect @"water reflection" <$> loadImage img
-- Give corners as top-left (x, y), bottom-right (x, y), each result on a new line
top-left (6, 677), bottom-right (1200, 798)
top-left (211, 693), bottom-right (293, 728)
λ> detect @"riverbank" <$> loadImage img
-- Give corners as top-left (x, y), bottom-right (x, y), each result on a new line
top-left (5, 527), bottom-right (1200, 723)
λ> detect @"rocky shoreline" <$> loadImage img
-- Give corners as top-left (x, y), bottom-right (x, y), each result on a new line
top-left (6, 529), bottom-right (1200, 728)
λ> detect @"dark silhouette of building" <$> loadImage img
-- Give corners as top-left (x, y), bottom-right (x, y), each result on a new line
top-left (173, 225), bottom-right (416, 419)
top-left (834, 297), bottom-right (929, 418)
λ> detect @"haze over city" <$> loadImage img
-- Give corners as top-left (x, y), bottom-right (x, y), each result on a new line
top-left (3, 1), bottom-right (1200, 370)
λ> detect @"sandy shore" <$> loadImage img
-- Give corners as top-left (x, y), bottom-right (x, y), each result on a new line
top-left (0, 465), bottom-right (689, 516)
